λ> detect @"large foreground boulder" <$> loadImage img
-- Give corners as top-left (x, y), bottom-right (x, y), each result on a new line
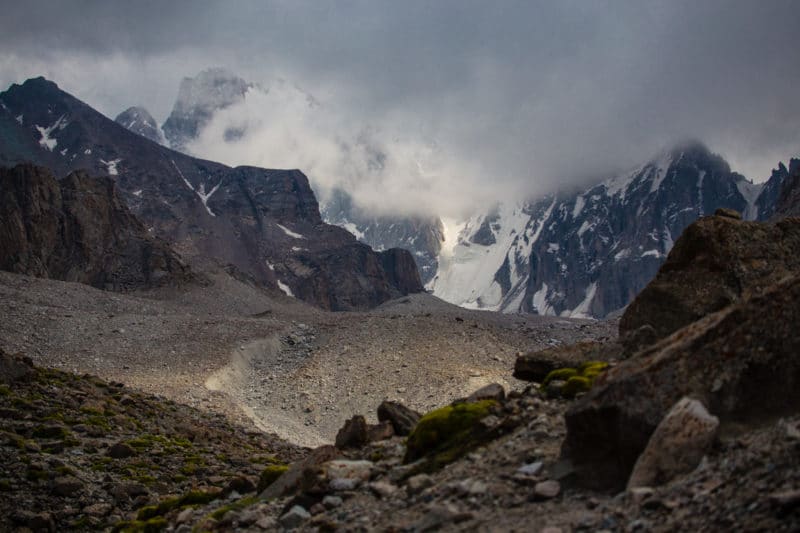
top-left (563, 274), bottom-right (800, 491)
top-left (619, 214), bottom-right (800, 343)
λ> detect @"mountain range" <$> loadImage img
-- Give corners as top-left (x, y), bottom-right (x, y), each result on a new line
top-left (0, 77), bottom-right (422, 310)
top-left (126, 68), bottom-right (797, 318)
top-left (430, 142), bottom-right (795, 318)
top-left (3, 72), bottom-right (796, 318)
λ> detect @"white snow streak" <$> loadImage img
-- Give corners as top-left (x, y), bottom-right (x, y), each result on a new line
top-left (35, 115), bottom-right (67, 151)
top-left (100, 158), bottom-right (122, 176)
top-left (277, 280), bottom-right (294, 297)
top-left (171, 159), bottom-right (219, 216)
top-left (277, 224), bottom-right (305, 239)
top-left (572, 195), bottom-right (586, 218)
top-left (569, 282), bottom-right (597, 319)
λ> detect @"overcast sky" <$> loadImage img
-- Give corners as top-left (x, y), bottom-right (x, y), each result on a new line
top-left (1, 1), bottom-right (799, 216)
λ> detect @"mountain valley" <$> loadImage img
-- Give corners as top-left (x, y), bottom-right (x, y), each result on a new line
top-left (0, 72), bottom-right (798, 532)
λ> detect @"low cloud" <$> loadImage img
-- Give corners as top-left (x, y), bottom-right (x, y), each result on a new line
top-left (1, 1), bottom-right (799, 217)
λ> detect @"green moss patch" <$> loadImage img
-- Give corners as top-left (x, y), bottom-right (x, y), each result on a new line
top-left (543, 360), bottom-right (610, 398)
top-left (404, 399), bottom-right (497, 468)
top-left (210, 495), bottom-right (260, 521)
top-left (136, 490), bottom-right (220, 520)
top-left (256, 464), bottom-right (289, 492)
top-left (111, 516), bottom-right (167, 533)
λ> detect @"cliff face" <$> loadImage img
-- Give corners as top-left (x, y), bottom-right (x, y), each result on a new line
top-left (0, 164), bottom-right (192, 290)
top-left (772, 159), bottom-right (800, 219)
top-left (0, 77), bottom-right (422, 310)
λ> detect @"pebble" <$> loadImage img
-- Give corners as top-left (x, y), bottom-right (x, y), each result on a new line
top-left (517, 461), bottom-right (544, 476)
top-left (279, 505), bottom-right (311, 529)
top-left (533, 480), bottom-right (561, 500)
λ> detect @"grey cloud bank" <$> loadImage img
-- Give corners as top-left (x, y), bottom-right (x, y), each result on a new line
top-left (1, 0), bottom-right (798, 217)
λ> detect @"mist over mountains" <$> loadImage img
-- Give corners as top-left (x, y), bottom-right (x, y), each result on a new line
top-left (103, 67), bottom-right (798, 317)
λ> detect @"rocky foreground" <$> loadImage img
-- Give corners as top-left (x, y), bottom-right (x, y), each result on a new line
top-left (1, 210), bottom-right (799, 532)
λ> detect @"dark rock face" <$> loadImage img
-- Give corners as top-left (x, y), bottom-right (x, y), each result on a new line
top-left (320, 188), bottom-right (444, 285)
top-left (114, 106), bottom-right (163, 145)
top-left (563, 273), bottom-right (800, 491)
top-left (755, 162), bottom-right (791, 220)
top-left (0, 164), bottom-right (192, 290)
top-left (0, 77), bottom-right (422, 310)
top-left (620, 214), bottom-right (800, 342)
top-left (772, 159), bottom-right (800, 218)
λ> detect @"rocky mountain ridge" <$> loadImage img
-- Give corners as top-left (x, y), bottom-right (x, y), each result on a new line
top-left (114, 106), bottom-right (164, 145)
top-left (146, 68), bottom-right (447, 285)
top-left (430, 142), bottom-right (792, 318)
top-left (0, 77), bottom-right (422, 310)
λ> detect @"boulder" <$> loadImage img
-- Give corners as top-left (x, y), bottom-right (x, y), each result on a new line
top-left (259, 445), bottom-right (340, 500)
top-left (563, 275), bottom-right (800, 491)
top-left (377, 401), bottom-right (421, 436)
top-left (334, 415), bottom-right (369, 449)
top-left (514, 342), bottom-right (618, 382)
top-left (366, 420), bottom-right (395, 442)
top-left (627, 397), bottom-right (719, 489)
top-left (467, 383), bottom-right (505, 403)
top-left (0, 349), bottom-right (34, 384)
top-left (620, 215), bottom-right (800, 344)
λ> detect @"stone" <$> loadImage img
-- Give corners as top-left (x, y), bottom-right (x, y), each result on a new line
top-left (110, 482), bottom-right (149, 503)
top-left (533, 480), bottom-right (561, 500)
top-left (628, 486), bottom-right (655, 505)
top-left (769, 489), bottom-right (800, 509)
top-left (11, 510), bottom-right (55, 532)
top-left (406, 473), bottom-right (434, 495)
top-left (279, 505), bottom-right (311, 529)
top-left (260, 445), bottom-right (340, 500)
top-left (516, 461), bottom-right (544, 476)
top-left (176, 508), bottom-right (195, 525)
top-left (714, 207), bottom-right (742, 219)
top-left (335, 415), bottom-right (369, 449)
top-left (322, 495), bottom-right (343, 509)
top-left (377, 400), bottom-right (421, 436)
top-left (514, 342), bottom-right (617, 382)
top-left (329, 477), bottom-right (359, 492)
top-left (564, 274), bottom-right (800, 491)
top-left (326, 459), bottom-right (373, 482)
top-left (366, 420), bottom-right (395, 442)
top-left (82, 503), bottom-right (113, 517)
top-left (620, 215), bottom-right (800, 342)
top-left (369, 481), bottom-right (398, 498)
top-left (107, 441), bottom-right (136, 459)
top-left (52, 476), bottom-right (83, 497)
top-left (467, 383), bottom-right (506, 402)
top-left (627, 397), bottom-right (719, 489)
top-left (224, 475), bottom-right (256, 495)
top-left (0, 349), bottom-right (34, 384)
top-left (255, 516), bottom-right (278, 530)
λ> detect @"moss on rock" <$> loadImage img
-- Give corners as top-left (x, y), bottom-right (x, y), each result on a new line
top-left (543, 361), bottom-right (610, 399)
top-left (561, 376), bottom-right (593, 398)
top-left (404, 400), bottom-right (497, 467)
top-left (257, 464), bottom-right (289, 492)
top-left (542, 368), bottom-right (578, 387)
